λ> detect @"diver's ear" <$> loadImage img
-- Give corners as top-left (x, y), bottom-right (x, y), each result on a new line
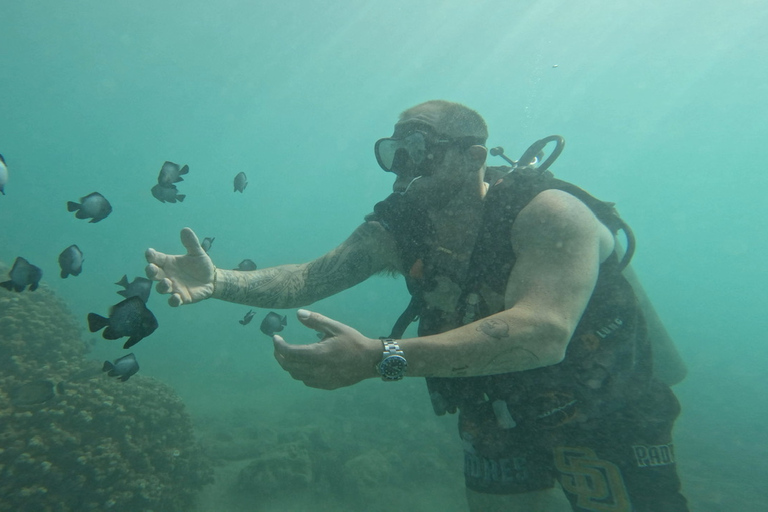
top-left (467, 145), bottom-right (487, 167)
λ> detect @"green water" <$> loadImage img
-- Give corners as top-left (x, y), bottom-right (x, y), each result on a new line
top-left (1, 0), bottom-right (767, 510)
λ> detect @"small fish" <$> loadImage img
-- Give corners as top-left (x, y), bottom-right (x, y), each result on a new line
top-left (239, 309), bottom-right (256, 325)
top-left (0, 153), bottom-right (8, 195)
top-left (115, 274), bottom-right (152, 303)
top-left (0, 256), bottom-right (43, 292)
top-left (88, 296), bottom-right (159, 349)
top-left (157, 161), bottom-right (189, 187)
top-left (234, 259), bottom-right (258, 271)
top-left (102, 353), bottom-right (140, 382)
top-left (260, 311), bottom-right (287, 336)
top-left (58, 244), bottom-right (84, 278)
top-left (67, 192), bottom-right (113, 223)
top-left (234, 171), bottom-right (248, 193)
top-left (151, 183), bottom-right (186, 203)
top-left (10, 380), bottom-right (56, 406)
top-left (201, 237), bottom-right (215, 253)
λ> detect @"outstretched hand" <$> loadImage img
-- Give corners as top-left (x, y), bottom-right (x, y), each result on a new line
top-left (273, 310), bottom-right (380, 390)
top-left (145, 227), bottom-right (215, 307)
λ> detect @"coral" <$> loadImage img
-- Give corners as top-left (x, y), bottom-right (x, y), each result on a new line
top-left (236, 440), bottom-right (314, 496)
top-left (0, 262), bottom-right (213, 512)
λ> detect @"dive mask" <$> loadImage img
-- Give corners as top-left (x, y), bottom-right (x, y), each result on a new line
top-left (375, 131), bottom-right (454, 175)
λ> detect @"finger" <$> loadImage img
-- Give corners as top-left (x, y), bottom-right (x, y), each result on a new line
top-left (273, 335), bottom-right (316, 364)
top-left (145, 262), bottom-right (165, 282)
top-left (295, 309), bottom-right (347, 337)
top-left (180, 227), bottom-right (206, 257)
top-left (155, 277), bottom-right (173, 294)
top-left (168, 293), bottom-right (182, 307)
top-left (145, 248), bottom-right (167, 268)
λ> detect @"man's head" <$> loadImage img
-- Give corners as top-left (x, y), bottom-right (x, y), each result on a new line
top-left (375, 100), bottom-right (489, 207)
top-left (396, 100), bottom-right (488, 143)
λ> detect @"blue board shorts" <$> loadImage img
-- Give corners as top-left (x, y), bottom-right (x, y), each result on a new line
top-left (459, 381), bottom-right (689, 512)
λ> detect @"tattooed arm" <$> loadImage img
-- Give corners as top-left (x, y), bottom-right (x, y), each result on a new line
top-left (211, 221), bottom-right (400, 308)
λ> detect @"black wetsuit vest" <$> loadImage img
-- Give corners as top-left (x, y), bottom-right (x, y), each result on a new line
top-left (367, 166), bottom-right (653, 425)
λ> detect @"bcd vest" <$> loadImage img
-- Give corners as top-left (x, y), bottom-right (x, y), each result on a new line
top-left (367, 166), bottom-right (653, 426)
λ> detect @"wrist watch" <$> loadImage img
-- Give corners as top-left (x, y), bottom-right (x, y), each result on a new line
top-left (377, 338), bottom-right (407, 381)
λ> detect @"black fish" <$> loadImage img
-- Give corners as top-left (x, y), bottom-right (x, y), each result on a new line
top-left (0, 153), bottom-right (7, 195)
top-left (260, 311), bottom-right (287, 336)
top-left (88, 296), bottom-right (158, 349)
top-left (1, 256), bottom-right (43, 292)
top-left (67, 192), bottom-right (112, 223)
top-left (115, 274), bottom-right (152, 303)
top-left (234, 259), bottom-right (258, 271)
top-left (201, 237), bottom-right (215, 253)
top-left (239, 310), bottom-right (256, 325)
top-left (58, 244), bottom-right (84, 278)
top-left (151, 183), bottom-right (186, 203)
top-left (102, 353), bottom-right (140, 382)
top-left (234, 171), bottom-right (247, 193)
top-left (157, 161), bottom-right (189, 187)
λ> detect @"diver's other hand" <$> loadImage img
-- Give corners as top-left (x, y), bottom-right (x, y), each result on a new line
top-left (273, 309), bottom-right (380, 390)
top-left (145, 227), bottom-right (215, 307)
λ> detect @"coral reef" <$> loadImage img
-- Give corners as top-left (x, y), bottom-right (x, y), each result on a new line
top-left (0, 262), bottom-right (213, 512)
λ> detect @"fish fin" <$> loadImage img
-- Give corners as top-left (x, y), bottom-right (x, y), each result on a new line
top-left (102, 361), bottom-right (114, 373)
top-left (67, 201), bottom-right (80, 212)
top-left (60, 270), bottom-right (69, 278)
top-left (116, 275), bottom-right (129, 288)
top-left (116, 290), bottom-right (128, 298)
top-left (87, 313), bottom-right (110, 332)
top-left (281, 316), bottom-right (288, 326)
top-left (102, 327), bottom-right (123, 340)
top-left (0, 280), bottom-right (12, 291)
top-left (179, 164), bottom-right (189, 176)
top-left (177, 194), bottom-right (186, 202)
top-left (72, 266), bottom-right (83, 276)
top-left (239, 320), bottom-right (246, 325)
top-left (75, 210), bottom-right (90, 219)
top-left (89, 216), bottom-right (105, 223)
top-left (0, 189), bottom-right (5, 195)
top-left (123, 336), bottom-right (142, 349)
top-left (29, 282), bottom-right (39, 291)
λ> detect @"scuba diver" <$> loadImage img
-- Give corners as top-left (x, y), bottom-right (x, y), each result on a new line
top-left (145, 100), bottom-right (688, 512)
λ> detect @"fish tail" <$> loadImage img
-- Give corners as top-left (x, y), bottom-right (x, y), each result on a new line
top-left (116, 275), bottom-right (129, 288)
top-left (239, 320), bottom-right (246, 325)
top-left (179, 165), bottom-right (189, 176)
top-left (177, 194), bottom-right (186, 202)
top-left (87, 313), bottom-right (110, 332)
top-left (0, 280), bottom-right (12, 291)
top-left (66, 201), bottom-right (81, 212)
top-left (60, 270), bottom-right (69, 279)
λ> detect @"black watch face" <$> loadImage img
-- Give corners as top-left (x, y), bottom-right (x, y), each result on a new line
top-left (381, 355), bottom-right (407, 379)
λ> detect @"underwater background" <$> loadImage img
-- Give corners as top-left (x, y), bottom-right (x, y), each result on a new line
top-left (1, 0), bottom-right (767, 510)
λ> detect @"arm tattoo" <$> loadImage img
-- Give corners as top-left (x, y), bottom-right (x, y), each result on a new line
top-left (216, 224), bottom-right (386, 308)
top-left (476, 318), bottom-right (510, 339)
